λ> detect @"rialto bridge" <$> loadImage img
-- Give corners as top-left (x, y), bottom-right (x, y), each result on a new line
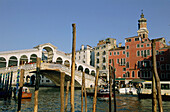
top-left (0, 43), bottom-right (105, 88)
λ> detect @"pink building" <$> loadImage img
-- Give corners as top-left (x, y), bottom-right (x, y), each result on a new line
top-left (109, 13), bottom-right (170, 84)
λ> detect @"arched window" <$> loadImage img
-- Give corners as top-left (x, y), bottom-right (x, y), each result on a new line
top-left (132, 71), bottom-right (135, 77)
top-left (96, 52), bottom-right (100, 56)
top-left (138, 71), bottom-right (140, 77)
top-left (103, 51), bottom-right (106, 55)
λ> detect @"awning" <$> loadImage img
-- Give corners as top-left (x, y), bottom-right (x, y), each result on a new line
top-left (131, 79), bottom-right (146, 83)
top-left (115, 78), bottom-right (125, 81)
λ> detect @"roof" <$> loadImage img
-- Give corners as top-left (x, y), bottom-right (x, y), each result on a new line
top-left (125, 36), bottom-right (139, 39)
top-left (109, 47), bottom-right (125, 51)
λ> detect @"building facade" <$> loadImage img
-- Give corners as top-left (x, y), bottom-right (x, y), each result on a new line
top-left (94, 38), bottom-right (117, 80)
top-left (109, 13), bottom-right (170, 84)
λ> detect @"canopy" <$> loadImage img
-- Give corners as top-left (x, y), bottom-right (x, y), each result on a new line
top-left (131, 79), bottom-right (146, 83)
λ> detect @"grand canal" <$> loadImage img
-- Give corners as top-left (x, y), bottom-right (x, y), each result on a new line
top-left (0, 87), bottom-right (170, 112)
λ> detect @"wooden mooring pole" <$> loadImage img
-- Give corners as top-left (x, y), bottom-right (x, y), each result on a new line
top-left (112, 59), bottom-right (116, 112)
top-left (109, 66), bottom-right (112, 112)
top-left (81, 72), bottom-right (87, 112)
top-left (65, 81), bottom-right (70, 112)
top-left (92, 69), bottom-right (99, 112)
top-left (17, 69), bottom-right (24, 112)
top-left (152, 70), bottom-right (157, 112)
top-left (60, 72), bottom-right (65, 112)
top-left (34, 57), bottom-right (41, 112)
top-left (151, 39), bottom-right (163, 112)
top-left (81, 72), bottom-right (84, 112)
top-left (71, 23), bottom-right (76, 112)
top-left (83, 72), bottom-right (87, 112)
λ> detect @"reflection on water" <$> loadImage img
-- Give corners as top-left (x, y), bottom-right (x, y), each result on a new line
top-left (0, 87), bottom-right (170, 112)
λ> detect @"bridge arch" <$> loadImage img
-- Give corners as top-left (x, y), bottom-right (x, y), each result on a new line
top-left (30, 54), bottom-right (37, 63)
top-left (8, 56), bottom-right (18, 67)
top-left (78, 65), bottom-right (83, 72)
top-left (91, 70), bottom-right (95, 76)
top-left (0, 57), bottom-right (6, 68)
top-left (20, 55), bottom-right (28, 65)
top-left (56, 57), bottom-right (63, 64)
top-left (85, 68), bottom-right (90, 74)
top-left (64, 60), bottom-right (70, 67)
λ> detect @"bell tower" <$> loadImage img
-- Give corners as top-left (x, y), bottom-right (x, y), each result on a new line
top-left (137, 10), bottom-right (149, 39)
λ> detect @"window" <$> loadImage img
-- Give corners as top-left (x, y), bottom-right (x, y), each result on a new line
top-left (126, 39), bottom-right (131, 42)
top-left (143, 34), bottom-right (145, 38)
top-left (147, 44), bottom-right (150, 47)
top-left (126, 46), bottom-right (129, 49)
top-left (46, 80), bottom-right (50, 82)
top-left (114, 52), bottom-right (116, 55)
top-left (160, 64), bottom-right (165, 70)
top-left (166, 64), bottom-right (170, 70)
top-left (137, 61), bottom-right (140, 68)
top-left (117, 52), bottom-right (119, 55)
top-left (135, 38), bottom-right (139, 41)
top-left (138, 71), bottom-right (140, 77)
top-left (123, 51), bottom-right (125, 54)
top-left (102, 65), bottom-right (106, 70)
top-left (144, 50), bottom-right (147, 57)
top-left (141, 44), bottom-right (144, 48)
top-left (126, 62), bottom-right (129, 68)
top-left (97, 58), bottom-right (99, 64)
top-left (123, 68), bottom-right (126, 71)
top-left (96, 52), bottom-right (100, 56)
top-left (137, 44), bottom-right (140, 48)
top-left (147, 50), bottom-right (150, 56)
top-left (156, 51), bottom-right (159, 55)
top-left (127, 72), bottom-right (130, 77)
top-left (161, 84), bottom-right (169, 90)
top-left (103, 51), bottom-right (106, 55)
top-left (110, 52), bottom-right (112, 56)
top-left (109, 59), bottom-right (111, 63)
top-left (103, 57), bottom-right (106, 63)
top-left (145, 84), bottom-right (151, 89)
top-left (160, 51), bottom-right (165, 55)
top-left (160, 57), bottom-right (164, 61)
top-left (161, 73), bottom-right (166, 79)
top-left (117, 59), bottom-right (119, 64)
top-left (137, 51), bottom-right (140, 56)
top-left (141, 50), bottom-right (143, 56)
top-left (132, 71), bottom-right (135, 77)
top-left (123, 74), bottom-right (126, 77)
top-left (126, 52), bottom-right (129, 57)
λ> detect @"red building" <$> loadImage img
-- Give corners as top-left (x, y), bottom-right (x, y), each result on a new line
top-left (109, 13), bottom-right (170, 85)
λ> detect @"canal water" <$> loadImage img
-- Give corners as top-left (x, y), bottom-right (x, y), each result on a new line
top-left (0, 87), bottom-right (170, 112)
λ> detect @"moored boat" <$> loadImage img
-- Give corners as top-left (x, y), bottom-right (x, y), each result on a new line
top-left (86, 85), bottom-right (114, 100)
top-left (22, 87), bottom-right (32, 99)
top-left (138, 81), bottom-right (170, 101)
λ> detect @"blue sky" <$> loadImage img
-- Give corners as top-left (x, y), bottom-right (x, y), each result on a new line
top-left (0, 0), bottom-right (170, 53)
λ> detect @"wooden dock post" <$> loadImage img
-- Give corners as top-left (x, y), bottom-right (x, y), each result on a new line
top-left (81, 72), bottom-right (84, 112)
top-left (17, 69), bottom-right (24, 112)
top-left (92, 69), bottom-right (99, 112)
top-left (109, 66), bottom-right (112, 112)
top-left (152, 71), bottom-right (157, 112)
top-left (9, 71), bottom-right (13, 98)
top-left (71, 23), bottom-right (76, 112)
top-left (83, 72), bottom-right (87, 112)
top-left (65, 81), bottom-right (70, 112)
top-left (60, 72), bottom-right (65, 112)
top-left (34, 57), bottom-right (41, 112)
top-left (112, 59), bottom-right (116, 112)
top-left (151, 39), bottom-right (163, 112)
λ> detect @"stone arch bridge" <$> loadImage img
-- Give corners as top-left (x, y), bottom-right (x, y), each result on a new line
top-left (0, 43), bottom-right (105, 87)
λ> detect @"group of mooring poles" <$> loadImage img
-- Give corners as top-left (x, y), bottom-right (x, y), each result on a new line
top-left (0, 71), bottom-right (13, 100)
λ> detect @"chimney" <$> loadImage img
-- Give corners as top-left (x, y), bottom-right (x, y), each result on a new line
top-left (118, 43), bottom-right (122, 47)
top-left (81, 45), bottom-right (84, 50)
